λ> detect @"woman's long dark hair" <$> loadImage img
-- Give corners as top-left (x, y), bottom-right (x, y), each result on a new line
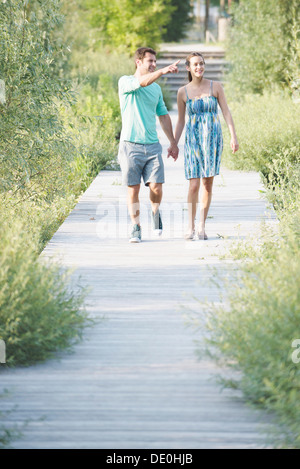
top-left (185, 52), bottom-right (205, 82)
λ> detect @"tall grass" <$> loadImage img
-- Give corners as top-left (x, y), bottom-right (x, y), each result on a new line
top-left (222, 89), bottom-right (300, 177)
top-left (225, 0), bottom-right (299, 97)
top-left (196, 89), bottom-right (300, 447)
top-left (0, 214), bottom-right (89, 367)
top-left (200, 210), bottom-right (300, 447)
top-left (0, 7), bottom-right (138, 371)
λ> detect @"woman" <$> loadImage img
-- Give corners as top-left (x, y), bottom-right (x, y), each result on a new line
top-left (174, 52), bottom-right (239, 240)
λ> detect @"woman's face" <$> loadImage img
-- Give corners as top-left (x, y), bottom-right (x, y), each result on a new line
top-left (188, 56), bottom-right (205, 79)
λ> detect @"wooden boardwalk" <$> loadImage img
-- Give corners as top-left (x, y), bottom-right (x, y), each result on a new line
top-left (0, 112), bottom-right (276, 449)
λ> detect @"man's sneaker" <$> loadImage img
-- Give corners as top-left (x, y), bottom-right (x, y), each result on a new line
top-left (152, 210), bottom-right (163, 236)
top-left (129, 224), bottom-right (142, 243)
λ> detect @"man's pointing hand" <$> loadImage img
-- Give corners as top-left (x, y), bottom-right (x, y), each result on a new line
top-left (162, 60), bottom-right (180, 75)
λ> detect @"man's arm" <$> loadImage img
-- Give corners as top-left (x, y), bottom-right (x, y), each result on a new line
top-left (158, 114), bottom-right (179, 161)
top-left (139, 60), bottom-right (180, 87)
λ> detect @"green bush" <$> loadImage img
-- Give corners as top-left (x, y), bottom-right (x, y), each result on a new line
top-left (0, 391), bottom-right (22, 449)
top-left (65, 73), bottom-right (122, 180)
top-left (0, 0), bottom-right (75, 198)
top-left (222, 90), bottom-right (300, 178)
top-left (162, 0), bottom-right (194, 43)
top-left (226, 0), bottom-right (299, 97)
top-left (263, 155), bottom-right (300, 214)
top-left (0, 215), bottom-right (89, 367)
top-left (82, 0), bottom-right (174, 54)
top-left (0, 3), bottom-right (132, 373)
top-left (200, 208), bottom-right (300, 448)
top-left (198, 87), bottom-right (300, 447)
top-left (1, 191), bottom-right (78, 252)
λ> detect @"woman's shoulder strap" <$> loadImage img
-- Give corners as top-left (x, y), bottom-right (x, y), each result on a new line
top-left (184, 86), bottom-right (189, 100)
top-left (210, 80), bottom-right (213, 96)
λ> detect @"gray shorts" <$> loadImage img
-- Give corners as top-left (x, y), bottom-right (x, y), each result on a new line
top-left (118, 141), bottom-right (165, 186)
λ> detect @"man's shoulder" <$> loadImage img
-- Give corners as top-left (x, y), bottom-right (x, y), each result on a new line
top-left (119, 74), bottom-right (134, 80)
top-left (118, 75), bottom-right (132, 84)
top-left (118, 75), bottom-right (138, 83)
top-left (118, 75), bottom-right (141, 94)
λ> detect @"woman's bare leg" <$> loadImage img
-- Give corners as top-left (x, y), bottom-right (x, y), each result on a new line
top-left (198, 176), bottom-right (214, 238)
top-left (186, 178), bottom-right (200, 237)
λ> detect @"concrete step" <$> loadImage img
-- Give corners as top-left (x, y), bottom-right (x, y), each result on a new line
top-left (158, 50), bottom-right (225, 60)
top-left (160, 71), bottom-right (224, 87)
top-left (157, 48), bottom-right (227, 101)
top-left (157, 59), bottom-right (227, 69)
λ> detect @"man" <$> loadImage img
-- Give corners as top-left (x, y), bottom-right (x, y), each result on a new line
top-left (118, 47), bottom-right (180, 243)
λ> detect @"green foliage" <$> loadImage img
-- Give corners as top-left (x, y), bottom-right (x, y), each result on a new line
top-left (226, 0), bottom-right (299, 96)
top-left (0, 1), bottom-right (95, 374)
top-left (0, 212), bottom-right (89, 367)
top-left (64, 48), bottom-right (134, 188)
top-left (0, 391), bottom-right (22, 449)
top-left (1, 190), bottom-right (78, 252)
top-left (0, 0), bottom-right (75, 199)
top-left (221, 90), bottom-right (300, 177)
top-left (0, 1), bottom-right (126, 247)
top-left (0, 3), bottom-right (134, 371)
top-left (158, 78), bottom-right (173, 112)
top-left (200, 208), bottom-right (300, 447)
top-left (64, 76), bottom-right (120, 188)
top-left (162, 0), bottom-right (194, 43)
top-left (196, 85), bottom-right (300, 447)
top-left (83, 0), bottom-right (174, 54)
top-left (195, 0), bottom-right (300, 446)
top-left (284, 10), bottom-right (300, 102)
top-left (263, 157), bottom-right (300, 215)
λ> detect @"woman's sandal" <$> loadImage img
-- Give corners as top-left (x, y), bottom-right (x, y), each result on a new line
top-left (184, 230), bottom-right (195, 240)
top-left (197, 231), bottom-right (208, 240)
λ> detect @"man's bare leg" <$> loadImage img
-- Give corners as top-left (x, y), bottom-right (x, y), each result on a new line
top-left (149, 182), bottom-right (163, 235)
top-left (128, 184), bottom-right (141, 225)
top-left (127, 184), bottom-right (142, 242)
top-left (149, 182), bottom-right (163, 214)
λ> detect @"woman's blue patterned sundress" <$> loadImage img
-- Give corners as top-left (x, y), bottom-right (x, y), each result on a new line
top-left (184, 81), bottom-right (223, 179)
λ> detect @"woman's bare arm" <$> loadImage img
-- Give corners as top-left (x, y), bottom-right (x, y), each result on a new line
top-left (174, 87), bottom-right (187, 145)
top-left (215, 82), bottom-right (239, 153)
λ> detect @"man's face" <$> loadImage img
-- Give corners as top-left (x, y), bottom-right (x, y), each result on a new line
top-left (136, 53), bottom-right (157, 74)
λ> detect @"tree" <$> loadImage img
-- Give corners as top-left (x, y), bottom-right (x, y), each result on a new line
top-left (162, 0), bottom-right (194, 43)
top-left (83, 0), bottom-right (174, 55)
top-left (0, 0), bottom-right (74, 197)
top-left (205, 0), bottom-right (210, 39)
top-left (225, 0), bottom-right (299, 96)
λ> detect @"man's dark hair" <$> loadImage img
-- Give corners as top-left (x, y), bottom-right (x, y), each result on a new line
top-left (134, 47), bottom-right (157, 66)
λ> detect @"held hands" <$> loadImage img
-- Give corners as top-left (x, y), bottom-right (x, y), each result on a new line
top-left (167, 143), bottom-right (179, 161)
top-left (162, 60), bottom-right (180, 76)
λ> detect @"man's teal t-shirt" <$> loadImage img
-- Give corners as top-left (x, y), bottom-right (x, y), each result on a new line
top-left (118, 75), bottom-right (168, 144)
